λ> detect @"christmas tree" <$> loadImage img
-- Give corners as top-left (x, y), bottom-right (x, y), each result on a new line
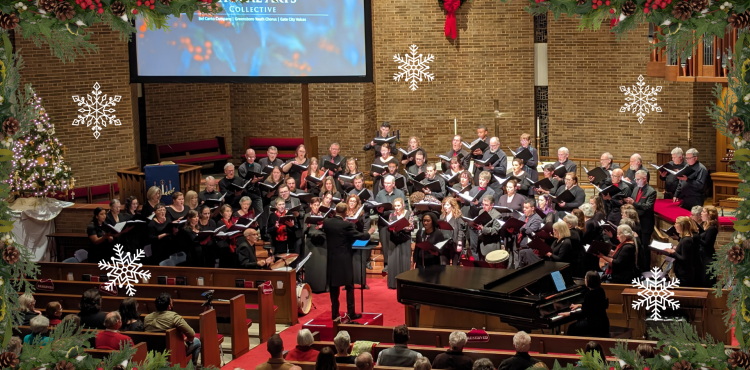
top-left (6, 86), bottom-right (75, 197)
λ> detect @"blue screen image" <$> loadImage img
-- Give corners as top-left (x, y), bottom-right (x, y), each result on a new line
top-left (134, 0), bottom-right (367, 77)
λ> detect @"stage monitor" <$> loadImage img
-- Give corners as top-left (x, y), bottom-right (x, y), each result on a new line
top-left (129, 0), bottom-right (372, 83)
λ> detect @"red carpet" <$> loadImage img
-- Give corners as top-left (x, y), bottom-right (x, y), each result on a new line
top-left (223, 277), bottom-right (403, 370)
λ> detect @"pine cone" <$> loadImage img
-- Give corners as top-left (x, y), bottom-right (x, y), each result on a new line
top-left (671, 1), bottom-right (693, 21)
top-left (3, 117), bottom-right (19, 136)
top-left (54, 2), bottom-right (74, 21)
top-left (110, 1), bottom-right (125, 16)
top-left (2, 245), bottom-right (19, 264)
top-left (0, 13), bottom-right (19, 30)
top-left (0, 352), bottom-right (20, 368)
top-left (672, 360), bottom-right (693, 370)
top-left (54, 361), bottom-right (75, 370)
top-left (690, 0), bottom-right (708, 12)
top-left (729, 350), bottom-right (750, 369)
top-left (729, 11), bottom-right (750, 30)
top-left (38, 0), bottom-right (57, 12)
top-left (729, 245), bottom-right (745, 264)
top-left (621, 1), bottom-right (636, 15)
top-left (728, 116), bottom-right (745, 135)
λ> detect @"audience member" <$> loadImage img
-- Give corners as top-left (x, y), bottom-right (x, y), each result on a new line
top-left (77, 288), bottom-right (107, 329)
top-left (356, 352), bottom-right (374, 370)
top-left (473, 358), bottom-right (495, 370)
top-left (23, 315), bottom-right (50, 345)
top-left (432, 331), bottom-right (473, 370)
top-left (376, 325), bottom-right (423, 367)
top-left (18, 293), bottom-right (41, 325)
top-left (636, 344), bottom-right (655, 360)
top-left (118, 297), bottom-right (145, 332)
top-left (286, 329), bottom-right (320, 362)
top-left (144, 293), bottom-right (201, 367)
top-left (255, 334), bottom-right (294, 370)
top-left (584, 341), bottom-right (605, 360)
top-left (45, 301), bottom-right (63, 327)
top-left (96, 311), bottom-right (135, 350)
top-left (415, 357), bottom-right (432, 370)
top-left (6, 336), bottom-right (22, 356)
top-left (315, 347), bottom-right (338, 370)
top-left (334, 330), bottom-right (356, 364)
top-left (62, 314), bottom-right (81, 332)
top-left (497, 331), bottom-right (539, 370)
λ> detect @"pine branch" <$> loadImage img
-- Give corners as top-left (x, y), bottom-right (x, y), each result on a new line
top-left (23, 26), bottom-right (98, 64)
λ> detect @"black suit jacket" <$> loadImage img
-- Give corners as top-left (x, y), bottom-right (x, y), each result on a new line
top-left (322, 216), bottom-right (370, 286)
top-left (630, 184), bottom-right (656, 227)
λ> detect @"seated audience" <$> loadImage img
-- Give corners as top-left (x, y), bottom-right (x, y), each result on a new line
top-left (255, 334), bottom-right (293, 370)
top-left (356, 353), bottom-right (374, 370)
top-left (636, 343), bottom-right (655, 360)
top-left (415, 357), bottom-right (432, 370)
top-left (18, 293), bottom-right (41, 325)
top-left (118, 297), bottom-right (145, 332)
top-left (45, 301), bottom-right (63, 327)
top-left (62, 314), bottom-right (81, 331)
top-left (23, 316), bottom-right (50, 345)
top-left (334, 330), bottom-right (356, 364)
top-left (498, 331), bottom-right (539, 370)
top-left (432, 331), bottom-right (473, 370)
top-left (77, 289), bottom-right (107, 329)
top-left (316, 347), bottom-right (338, 370)
top-left (377, 325), bottom-right (423, 367)
top-left (584, 341), bottom-right (605, 360)
top-left (473, 358), bottom-right (495, 370)
top-left (144, 293), bottom-right (201, 367)
top-left (96, 311), bottom-right (134, 350)
top-left (7, 336), bottom-right (22, 356)
top-left (286, 329), bottom-right (319, 362)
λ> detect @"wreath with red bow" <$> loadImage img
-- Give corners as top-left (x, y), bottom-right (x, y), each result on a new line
top-left (438, 0), bottom-right (467, 39)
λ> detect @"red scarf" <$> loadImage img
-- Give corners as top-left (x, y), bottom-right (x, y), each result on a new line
top-left (605, 241), bottom-right (628, 275)
top-left (275, 210), bottom-right (288, 242)
top-left (222, 218), bottom-right (238, 253)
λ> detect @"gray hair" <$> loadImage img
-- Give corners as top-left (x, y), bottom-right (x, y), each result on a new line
top-left (563, 214), bottom-right (579, 228)
top-left (205, 175), bottom-right (215, 183)
top-left (686, 148), bottom-right (699, 157)
top-left (18, 293), bottom-right (34, 313)
top-left (482, 194), bottom-right (495, 204)
top-left (30, 315), bottom-right (50, 334)
top-left (513, 331), bottom-right (531, 352)
top-left (297, 328), bottom-right (314, 346)
top-left (449, 331), bottom-right (468, 349)
top-left (671, 147), bottom-right (684, 157)
top-left (558, 147), bottom-right (569, 155)
top-left (473, 358), bottom-right (495, 370)
top-left (602, 152), bottom-right (613, 161)
top-left (223, 162), bottom-right (235, 170)
top-left (356, 353), bottom-right (374, 370)
top-left (240, 196), bottom-right (252, 206)
top-left (333, 330), bottom-right (351, 354)
top-left (384, 175), bottom-right (395, 184)
top-left (635, 169), bottom-right (649, 178)
top-left (691, 205), bottom-right (703, 217)
top-left (631, 153), bottom-right (642, 162)
top-left (579, 203), bottom-right (594, 218)
top-left (489, 137), bottom-right (500, 145)
top-left (617, 224), bottom-right (635, 240)
top-left (414, 357), bottom-right (432, 370)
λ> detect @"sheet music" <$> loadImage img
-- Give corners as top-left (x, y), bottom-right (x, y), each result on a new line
top-left (295, 252), bottom-right (313, 272)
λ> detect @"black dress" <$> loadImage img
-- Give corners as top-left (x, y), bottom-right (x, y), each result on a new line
top-left (284, 158), bottom-right (309, 187)
top-left (86, 221), bottom-right (112, 263)
top-left (147, 218), bottom-right (174, 265)
top-left (304, 214), bottom-right (328, 293)
top-left (567, 287), bottom-right (610, 338)
top-left (549, 237), bottom-right (574, 281)
top-left (609, 242), bottom-right (638, 284)
top-left (441, 214), bottom-right (465, 264)
top-left (698, 225), bottom-right (718, 287)
top-left (267, 211), bottom-right (299, 255)
top-left (414, 227), bottom-right (447, 267)
top-left (198, 218), bottom-right (218, 267)
top-left (176, 227), bottom-right (202, 267)
top-left (671, 236), bottom-right (695, 287)
top-left (387, 211), bottom-right (414, 289)
top-left (140, 201), bottom-right (157, 218)
top-left (371, 156), bottom-right (398, 196)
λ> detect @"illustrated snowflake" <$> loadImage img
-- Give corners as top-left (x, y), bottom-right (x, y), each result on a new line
top-left (72, 82), bottom-right (122, 139)
top-left (394, 45), bottom-right (435, 91)
top-left (99, 244), bottom-right (151, 296)
top-left (620, 75), bottom-right (662, 124)
top-left (631, 267), bottom-right (680, 320)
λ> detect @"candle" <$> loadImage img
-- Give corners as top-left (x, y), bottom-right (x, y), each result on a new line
top-left (454, 118), bottom-right (457, 136)
top-left (397, 130), bottom-right (400, 140)
top-left (536, 117), bottom-right (540, 136)
top-left (687, 112), bottom-right (691, 141)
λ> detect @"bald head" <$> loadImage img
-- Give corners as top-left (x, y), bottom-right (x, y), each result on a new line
top-left (104, 311), bottom-right (122, 330)
top-left (356, 352), bottom-right (374, 370)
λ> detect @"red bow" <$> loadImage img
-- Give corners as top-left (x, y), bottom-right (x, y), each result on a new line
top-left (444, 0), bottom-right (460, 39)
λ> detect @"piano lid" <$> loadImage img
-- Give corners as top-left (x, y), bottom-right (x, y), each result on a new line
top-left (395, 261), bottom-right (571, 297)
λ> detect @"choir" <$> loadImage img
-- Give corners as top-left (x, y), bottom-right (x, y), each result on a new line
top-left (88, 122), bottom-right (716, 289)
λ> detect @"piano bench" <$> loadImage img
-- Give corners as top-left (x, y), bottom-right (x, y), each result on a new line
top-left (610, 326), bottom-right (633, 339)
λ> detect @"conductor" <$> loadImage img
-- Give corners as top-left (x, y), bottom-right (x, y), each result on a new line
top-left (323, 202), bottom-right (372, 321)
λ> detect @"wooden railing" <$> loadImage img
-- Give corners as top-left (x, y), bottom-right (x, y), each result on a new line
top-left (647, 26), bottom-right (739, 83)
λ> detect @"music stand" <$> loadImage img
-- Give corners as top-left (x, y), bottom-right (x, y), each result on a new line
top-left (352, 239), bottom-right (376, 312)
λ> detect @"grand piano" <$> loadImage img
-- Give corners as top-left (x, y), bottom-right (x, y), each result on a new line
top-left (396, 260), bottom-right (588, 333)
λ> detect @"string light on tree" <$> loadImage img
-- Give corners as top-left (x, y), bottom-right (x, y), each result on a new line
top-left (8, 91), bottom-right (75, 197)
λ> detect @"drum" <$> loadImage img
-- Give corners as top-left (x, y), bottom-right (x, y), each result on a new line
top-left (296, 283), bottom-right (312, 315)
top-left (485, 250), bottom-right (509, 268)
top-left (276, 253), bottom-right (299, 264)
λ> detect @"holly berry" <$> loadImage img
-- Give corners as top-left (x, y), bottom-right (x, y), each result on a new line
top-left (136, 1), bottom-right (140, 5)
top-left (149, 4), bottom-right (154, 8)
top-left (643, 7), bottom-right (649, 12)
top-left (592, 4), bottom-right (597, 8)
top-left (132, 8), bottom-right (137, 12)
top-left (97, 7), bottom-right (102, 12)
top-left (605, 1), bottom-right (610, 5)
top-left (609, 8), bottom-right (614, 13)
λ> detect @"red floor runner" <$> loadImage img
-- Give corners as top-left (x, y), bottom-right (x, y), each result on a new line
top-left (223, 277), bottom-right (402, 370)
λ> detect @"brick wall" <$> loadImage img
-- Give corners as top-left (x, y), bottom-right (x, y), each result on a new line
top-left (18, 23), bottom-right (137, 188)
top-left (547, 16), bottom-right (717, 180)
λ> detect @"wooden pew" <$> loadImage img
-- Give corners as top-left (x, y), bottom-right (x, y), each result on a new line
top-left (38, 262), bottom-right (298, 325)
top-left (25, 278), bottom-right (276, 345)
top-left (309, 342), bottom-right (582, 368)
top-left (85, 341), bottom-right (148, 364)
top-left (332, 324), bottom-right (737, 357)
top-left (291, 362), bottom-right (406, 370)
top-left (15, 326), bottom-right (191, 367)
top-left (27, 292), bottom-right (243, 361)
